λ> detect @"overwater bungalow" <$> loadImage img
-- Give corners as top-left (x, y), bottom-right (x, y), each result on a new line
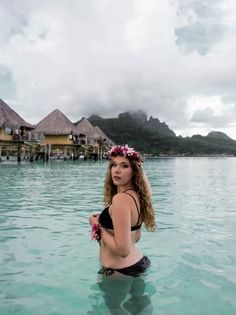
top-left (0, 98), bottom-right (114, 161)
top-left (35, 109), bottom-right (81, 159)
top-left (74, 118), bottom-right (98, 145)
top-left (74, 118), bottom-right (114, 159)
top-left (94, 125), bottom-right (114, 147)
top-left (0, 98), bottom-right (34, 161)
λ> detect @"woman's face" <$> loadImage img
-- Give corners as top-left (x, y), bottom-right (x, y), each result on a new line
top-left (110, 156), bottom-right (133, 188)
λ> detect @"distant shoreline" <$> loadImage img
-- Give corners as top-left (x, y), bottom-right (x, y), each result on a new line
top-left (144, 154), bottom-right (235, 158)
top-left (1, 154), bottom-right (235, 163)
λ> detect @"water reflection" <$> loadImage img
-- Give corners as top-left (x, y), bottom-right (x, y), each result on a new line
top-left (88, 273), bottom-right (156, 315)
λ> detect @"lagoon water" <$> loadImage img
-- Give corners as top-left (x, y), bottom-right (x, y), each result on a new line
top-left (0, 158), bottom-right (236, 315)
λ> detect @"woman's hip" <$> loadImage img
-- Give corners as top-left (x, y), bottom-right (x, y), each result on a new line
top-left (98, 256), bottom-right (151, 278)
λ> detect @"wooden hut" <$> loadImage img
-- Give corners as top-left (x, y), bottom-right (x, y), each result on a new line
top-left (35, 109), bottom-right (78, 144)
top-left (94, 126), bottom-right (114, 147)
top-left (93, 126), bottom-right (114, 159)
top-left (0, 98), bottom-right (34, 161)
top-left (74, 118), bottom-right (98, 145)
top-left (0, 98), bottom-right (33, 141)
top-left (35, 109), bottom-right (80, 159)
top-left (74, 118), bottom-right (114, 159)
top-left (74, 118), bottom-right (99, 159)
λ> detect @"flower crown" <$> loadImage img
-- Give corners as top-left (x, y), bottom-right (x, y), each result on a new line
top-left (108, 145), bottom-right (143, 165)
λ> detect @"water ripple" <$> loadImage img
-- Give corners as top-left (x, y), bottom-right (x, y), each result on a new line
top-left (1, 158), bottom-right (236, 314)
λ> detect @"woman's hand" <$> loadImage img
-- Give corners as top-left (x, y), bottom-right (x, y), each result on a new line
top-left (89, 214), bottom-right (101, 242)
top-left (89, 214), bottom-right (100, 226)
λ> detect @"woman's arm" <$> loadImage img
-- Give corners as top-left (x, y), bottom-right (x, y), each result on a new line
top-left (101, 193), bottom-right (132, 258)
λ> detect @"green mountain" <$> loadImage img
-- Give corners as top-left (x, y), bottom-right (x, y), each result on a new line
top-left (116, 110), bottom-right (176, 137)
top-left (206, 131), bottom-right (232, 141)
top-left (88, 111), bottom-right (236, 156)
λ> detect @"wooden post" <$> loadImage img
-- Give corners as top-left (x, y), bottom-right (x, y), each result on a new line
top-left (75, 147), bottom-right (79, 160)
top-left (29, 147), bottom-right (34, 162)
top-left (48, 144), bottom-right (51, 161)
top-left (22, 146), bottom-right (26, 160)
top-left (0, 146), bottom-right (2, 162)
top-left (64, 147), bottom-right (67, 160)
top-left (17, 144), bottom-right (22, 162)
top-left (44, 144), bottom-right (47, 162)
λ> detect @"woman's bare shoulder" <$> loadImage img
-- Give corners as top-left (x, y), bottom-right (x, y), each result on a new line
top-left (112, 192), bottom-right (140, 218)
top-left (112, 193), bottom-right (133, 206)
top-left (111, 193), bottom-right (132, 219)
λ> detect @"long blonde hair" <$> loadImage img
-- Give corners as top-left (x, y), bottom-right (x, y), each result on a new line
top-left (104, 159), bottom-right (156, 232)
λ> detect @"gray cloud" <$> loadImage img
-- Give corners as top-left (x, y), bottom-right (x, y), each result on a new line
top-left (191, 103), bottom-right (236, 127)
top-left (0, 0), bottom-right (236, 138)
top-left (175, 22), bottom-right (224, 55)
top-left (175, 0), bottom-right (226, 54)
top-left (192, 108), bottom-right (226, 127)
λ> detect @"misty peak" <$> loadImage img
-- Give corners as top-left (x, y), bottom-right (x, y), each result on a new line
top-left (148, 116), bottom-right (160, 125)
top-left (117, 110), bottom-right (147, 124)
top-left (88, 114), bottom-right (103, 120)
top-left (128, 110), bottom-right (148, 124)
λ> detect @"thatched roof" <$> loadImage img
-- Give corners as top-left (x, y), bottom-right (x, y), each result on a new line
top-left (94, 126), bottom-right (108, 140)
top-left (35, 109), bottom-right (78, 135)
top-left (94, 126), bottom-right (113, 143)
top-left (0, 98), bottom-right (33, 129)
top-left (94, 126), bottom-right (114, 145)
top-left (74, 118), bottom-right (97, 137)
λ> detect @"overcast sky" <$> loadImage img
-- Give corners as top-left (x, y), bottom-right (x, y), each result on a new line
top-left (0, 0), bottom-right (236, 139)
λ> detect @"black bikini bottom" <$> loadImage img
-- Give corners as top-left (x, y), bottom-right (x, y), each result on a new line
top-left (98, 256), bottom-right (151, 277)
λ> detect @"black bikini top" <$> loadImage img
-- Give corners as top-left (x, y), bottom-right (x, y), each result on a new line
top-left (99, 190), bottom-right (142, 231)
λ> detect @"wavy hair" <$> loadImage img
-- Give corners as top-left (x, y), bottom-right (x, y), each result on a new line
top-left (103, 158), bottom-right (156, 232)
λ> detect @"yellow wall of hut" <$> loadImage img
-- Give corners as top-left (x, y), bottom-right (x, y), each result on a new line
top-left (0, 128), bottom-right (13, 141)
top-left (44, 135), bottom-right (73, 145)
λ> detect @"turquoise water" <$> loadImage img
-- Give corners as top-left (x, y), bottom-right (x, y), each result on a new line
top-left (0, 158), bottom-right (236, 315)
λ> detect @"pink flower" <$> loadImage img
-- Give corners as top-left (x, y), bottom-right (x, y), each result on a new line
top-left (90, 224), bottom-right (101, 241)
top-left (108, 145), bottom-right (142, 165)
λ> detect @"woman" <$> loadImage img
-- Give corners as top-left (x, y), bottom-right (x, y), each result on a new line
top-left (89, 144), bottom-right (156, 277)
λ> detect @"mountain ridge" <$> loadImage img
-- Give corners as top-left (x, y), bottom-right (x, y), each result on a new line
top-left (88, 111), bottom-right (236, 156)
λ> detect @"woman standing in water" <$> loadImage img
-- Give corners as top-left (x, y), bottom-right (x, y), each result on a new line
top-left (89, 144), bottom-right (156, 277)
